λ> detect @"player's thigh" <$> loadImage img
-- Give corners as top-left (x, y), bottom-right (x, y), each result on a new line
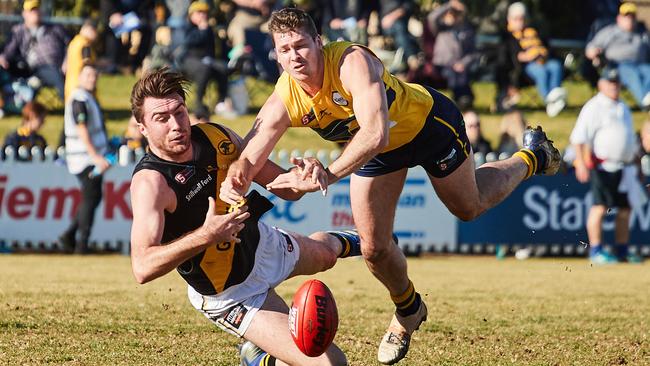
top-left (243, 289), bottom-right (346, 366)
top-left (350, 169), bottom-right (407, 246)
top-left (428, 152), bottom-right (480, 216)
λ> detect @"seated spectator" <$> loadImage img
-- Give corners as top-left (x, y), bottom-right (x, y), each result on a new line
top-left (2, 101), bottom-right (47, 161)
top-left (100, 0), bottom-right (154, 74)
top-left (145, 26), bottom-right (174, 71)
top-left (427, 0), bottom-right (478, 109)
top-left (378, 0), bottom-right (419, 74)
top-left (65, 20), bottom-right (98, 101)
top-left (496, 2), bottom-right (567, 117)
top-left (228, 0), bottom-right (273, 58)
top-left (463, 110), bottom-right (492, 156)
top-left (497, 109), bottom-right (526, 155)
top-left (323, 0), bottom-right (369, 44)
top-left (179, 1), bottom-right (235, 118)
top-left (0, 0), bottom-right (69, 101)
top-left (123, 115), bottom-right (148, 151)
top-left (586, 2), bottom-right (650, 110)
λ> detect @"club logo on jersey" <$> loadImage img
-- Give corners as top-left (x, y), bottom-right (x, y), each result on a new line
top-left (332, 91), bottom-right (348, 106)
top-left (301, 109), bottom-right (316, 125)
top-left (218, 140), bottom-right (235, 155)
top-left (437, 148), bottom-right (458, 171)
top-left (223, 303), bottom-right (248, 329)
top-left (174, 166), bottom-right (195, 184)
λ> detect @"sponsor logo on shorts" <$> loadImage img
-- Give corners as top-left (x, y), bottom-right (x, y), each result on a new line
top-left (332, 91), bottom-right (348, 106)
top-left (437, 148), bottom-right (457, 171)
top-left (224, 303), bottom-right (248, 329)
top-left (174, 167), bottom-right (195, 184)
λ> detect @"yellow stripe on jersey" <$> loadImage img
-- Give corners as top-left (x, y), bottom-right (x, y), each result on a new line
top-left (194, 123), bottom-right (241, 293)
top-left (275, 41), bottom-right (433, 153)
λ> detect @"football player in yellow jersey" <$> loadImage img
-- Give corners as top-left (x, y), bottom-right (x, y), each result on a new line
top-left (220, 8), bottom-right (562, 364)
top-left (129, 69), bottom-right (372, 366)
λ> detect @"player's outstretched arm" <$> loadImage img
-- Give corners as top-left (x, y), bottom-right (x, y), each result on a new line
top-left (220, 92), bottom-right (292, 205)
top-left (130, 170), bottom-right (249, 284)
top-left (325, 47), bottom-right (390, 182)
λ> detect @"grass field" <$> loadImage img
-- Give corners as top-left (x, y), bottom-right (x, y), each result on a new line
top-left (1, 75), bottom-right (649, 154)
top-left (1, 255), bottom-right (649, 365)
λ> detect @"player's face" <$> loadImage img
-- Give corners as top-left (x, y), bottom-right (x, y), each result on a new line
top-left (273, 29), bottom-right (323, 82)
top-left (140, 94), bottom-right (192, 160)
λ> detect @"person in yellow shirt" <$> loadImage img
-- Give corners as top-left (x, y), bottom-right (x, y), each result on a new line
top-left (220, 8), bottom-right (561, 364)
top-left (64, 20), bottom-right (97, 101)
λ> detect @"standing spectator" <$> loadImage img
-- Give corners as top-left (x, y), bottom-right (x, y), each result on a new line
top-left (496, 109), bottom-right (526, 155)
top-left (586, 2), bottom-right (650, 110)
top-left (65, 20), bottom-right (98, 101)
top-left (497, 2), bottom-right (567, 117)
top-left (427, 0), bottom-right (479, 109)
top-left (570, 66), bottom-right (641, 264)
top-left (1, 101), bottom-right (47, 161)
top-left (641, 119), bottom-right (650, 155)
top-left (59, 64), bottom-right (110, 254)
top-left (463, 110), bottom-right (492, 156)
top-left (0, 0), bottom-right (68, 101)
top-left (180, 1), bottom-right (235, 118)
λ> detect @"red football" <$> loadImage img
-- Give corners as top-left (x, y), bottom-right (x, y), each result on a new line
top-left (288, 279), bottom-right (339, 357)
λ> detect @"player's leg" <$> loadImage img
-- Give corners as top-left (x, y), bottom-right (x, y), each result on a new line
top-left (241, 289), bottom-right (347, 366)
top-left (288, 230), bottom-right (361, 277)
top-left (422, 86), bottom-right (560, 221)
top-left (349, 169), bottom-right (427, 364)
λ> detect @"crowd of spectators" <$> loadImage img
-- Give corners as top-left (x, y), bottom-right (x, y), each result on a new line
top-left (1, 0), bottom-right (650, 162)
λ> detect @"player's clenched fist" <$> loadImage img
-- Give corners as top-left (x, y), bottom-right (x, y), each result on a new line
top-left (201, 197), bottom-right (250, 244)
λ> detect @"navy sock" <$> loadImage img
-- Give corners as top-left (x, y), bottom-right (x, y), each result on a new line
top-left (328, 230), bottom-right (362, 258)
top-left (615, 244), bottom-right (629, 260)
top-left (590, 245), bottom-right (602, 257)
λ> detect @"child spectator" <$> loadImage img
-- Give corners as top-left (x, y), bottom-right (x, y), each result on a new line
top-left (146, 26), bottom-right (174, 71)
top-left (2, 101), bottom-right (47, 161)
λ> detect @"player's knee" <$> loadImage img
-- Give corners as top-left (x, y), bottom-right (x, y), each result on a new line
top-left (451, 205), bottom-right (483, 221)
top-left (361, 240), bottom-right (393, 263)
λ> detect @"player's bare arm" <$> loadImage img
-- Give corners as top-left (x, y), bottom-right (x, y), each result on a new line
top-left (130, 169), bottom-right (249, 284)
top-left (326, 46), bottom-right (390, 181)
top-left (220, 124), bottom-right (306, 201)
top-left (220, 92), bottom-right (291, 204)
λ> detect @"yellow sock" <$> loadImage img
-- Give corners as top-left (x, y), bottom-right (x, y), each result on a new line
top-left (514, 149), bottom-right (538, 179)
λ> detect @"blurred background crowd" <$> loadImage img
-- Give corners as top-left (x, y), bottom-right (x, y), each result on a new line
top-left (1, 0), bottom-right (650, 163)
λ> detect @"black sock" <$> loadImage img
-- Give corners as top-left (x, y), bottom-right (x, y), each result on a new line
top-left (392, 281), bottom-right (422, 317)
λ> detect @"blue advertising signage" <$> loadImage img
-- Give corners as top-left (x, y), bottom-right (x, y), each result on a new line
top-left (458, 173), bottom-right (650, 245)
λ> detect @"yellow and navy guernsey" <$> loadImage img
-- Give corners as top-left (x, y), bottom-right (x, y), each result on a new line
top-left (133, 123), bottom-right (272, 296)
top-left (275, 41), bottom-right (433, 153)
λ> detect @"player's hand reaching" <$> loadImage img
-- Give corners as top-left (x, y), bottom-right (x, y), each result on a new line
top-left (201, 197), bottom-right (250, 244)
top-left (220, 160), bottom-right (250, 205)
top-left (266, 156), bottom-right (329, 195)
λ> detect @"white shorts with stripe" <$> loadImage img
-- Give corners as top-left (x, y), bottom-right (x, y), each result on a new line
top-left (187, 221), bottom-right (300, 337)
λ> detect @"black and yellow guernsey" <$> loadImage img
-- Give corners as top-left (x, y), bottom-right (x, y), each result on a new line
top-left (133, 123), bottom-right (273, 296)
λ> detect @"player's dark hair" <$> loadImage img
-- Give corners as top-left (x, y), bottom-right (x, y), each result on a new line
top-left (130, 67), bottom-right (189, 124)
top-left (268, 7), bottom-right (318, 42)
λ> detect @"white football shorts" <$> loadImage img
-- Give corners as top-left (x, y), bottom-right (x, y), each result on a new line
top-left (187, 221), bottom-right (300, 337)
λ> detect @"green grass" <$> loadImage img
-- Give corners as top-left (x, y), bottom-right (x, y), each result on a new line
top-left (1, 74), bottom-right (648, 154)
top-left (1, 255), bottom-right (649, 365)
